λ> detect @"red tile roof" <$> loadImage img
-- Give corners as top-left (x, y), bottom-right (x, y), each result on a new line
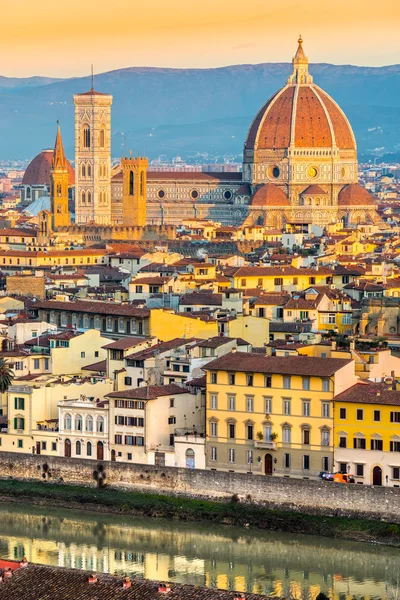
top-left (102, 337), bottom-right (147, 350)
top-left (250, 184), bottom-right (290, 207)
top-left (338, 184), bottom-right (376, 206)
top-left (106, 383), bottom-right (188, 400)
top-left (334, 382), bottom-right (400, 405)
top-left (34, 300), bottom-right (150, 318)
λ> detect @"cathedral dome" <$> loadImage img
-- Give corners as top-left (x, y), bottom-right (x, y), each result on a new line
top-left (338, 184), bottom-right (376, 206)
top-left (244, 39), bottom-right (356, 153)
top-left (251, 184), bottom-right (290, 207)
top-left (22, 149), bottom-right (75, 186)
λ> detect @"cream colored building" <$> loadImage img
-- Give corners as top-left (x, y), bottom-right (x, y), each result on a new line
top-left (50, 329), bottom-right (113, 375)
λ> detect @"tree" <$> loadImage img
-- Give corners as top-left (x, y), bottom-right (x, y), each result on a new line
top-left (0, 358), bottom-right (14, 394)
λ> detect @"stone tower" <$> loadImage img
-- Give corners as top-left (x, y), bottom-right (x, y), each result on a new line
top-left (121, 157), bottom-right (148, 227)
top-left (73, 85), bottom-right (113, 225)
top-left (51, 123), bottom-right (71, 228)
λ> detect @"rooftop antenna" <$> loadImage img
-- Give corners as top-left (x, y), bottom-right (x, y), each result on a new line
top-left (91, 64), bottom-right (94, 92)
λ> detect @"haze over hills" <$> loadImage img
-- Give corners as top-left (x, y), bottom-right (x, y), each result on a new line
top-left (1, 62), bottom-right (400, 162)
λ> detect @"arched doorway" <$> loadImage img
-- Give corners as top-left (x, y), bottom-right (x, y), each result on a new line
top-left (111, 449), bottom-right (116, 462)
top-left (97, 441), bottom-right (104, 461)
top-left (64, 439), bottom-right (71, 458)
top-left (265, 453), bottom-right (273, 475)
top-left (185, 448), bottom-right (195, 469)
top-left (373, 465), bottom-right (382, 486)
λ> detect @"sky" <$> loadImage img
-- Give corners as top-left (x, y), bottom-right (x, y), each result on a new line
top-left (2, 0), bottom-right (400, 77)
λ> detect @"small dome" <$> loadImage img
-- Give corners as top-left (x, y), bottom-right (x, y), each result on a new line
top-left (251, 184), bottom-right (290, 207)
top-left (24, 195), bottom-right (51, 216)
top-left (338, 184), bottom-right (376, 206)
top-left (22, 149), bottom-right (75, 186)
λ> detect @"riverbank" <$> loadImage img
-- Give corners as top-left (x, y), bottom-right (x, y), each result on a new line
top-left (0, 479), bottom-right (399, 547)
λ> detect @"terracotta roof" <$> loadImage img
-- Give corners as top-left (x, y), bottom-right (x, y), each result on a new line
top-left (197, 336), bottom-right (249, 348)
top-left (334, 382), bottom-right (400, 406)
top-left (81, 359), bottom-right (107, 372)
top-left (284, 297), bottom-right (316, 310)
top-left (125, 338), bottom-right (195, 361)
top-left (301, 184), bottom-right (328, 195)
top-left (338, 184), bottom-right (376, 206)
top-left (236, 182), bottom-right (252, 196)
top-left (204, 351), bottom-right (352, 376)
top-left (133, 276), bottom-right (171, 285)
top-left (102, 337), bottom-right (147, 350)
top-left (0, 228), bottom-right (37, 237)
top-left (250, 184), bottom-right (290, 207)
top-left (254, 293), bottom-right (290, 306)
top-left (245, 83), bottom-right (355, 151)
top-left (75, 88), bottom-right (111, 96)
top-left (179, 293), bottom-right (222, 306)
top-left (33, 300), bottom-right (150, 318)
top-left (233, 266), bottom-right (332, 277)
top-left (106, 383), bottom-right (188, 400)
top-left (22, 149), bottom-right (74, 186)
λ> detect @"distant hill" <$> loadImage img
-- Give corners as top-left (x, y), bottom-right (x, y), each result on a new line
top-left (1, 62), bottom-right (400, 161)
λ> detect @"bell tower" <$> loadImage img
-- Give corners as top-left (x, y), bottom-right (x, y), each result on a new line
top-left (51, 123), bottom-right (70, 228)
top-left (73, 83), bottom-right (113, 225)
top-left (121, 157), bottom-right (148, 227)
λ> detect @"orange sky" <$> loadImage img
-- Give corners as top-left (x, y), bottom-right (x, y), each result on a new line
top-left (3, 0), bottom-right (400, 77)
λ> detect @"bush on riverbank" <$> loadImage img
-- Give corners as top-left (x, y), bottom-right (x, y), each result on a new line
top-left (0, 479), bottom-right (399, 545)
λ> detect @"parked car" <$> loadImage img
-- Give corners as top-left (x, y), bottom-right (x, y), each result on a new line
top-left (319, 471), bottom-right (334, 481)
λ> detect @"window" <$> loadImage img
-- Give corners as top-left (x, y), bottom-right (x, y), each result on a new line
top-left (392, 467), bottom-right (400, 480)
top-left (321, 429), bottom-right (330, 446)
top-left (302, 429), bottom-right (310, 445)
top-left (228, 396), bottom-right (236, 411)
top-left (339, 407), bottom-right (346, 420)
top-left (210, 421), bottom-right (218, 437)
top-left (356, 409), bottom-right (364, 421)
top-left (211, 372), bottom-right (217, 384)
top-left (246, 374), bottom-right (254, 386)
top-left (97, 416), bottom-right (104, 433)
top-left (339, 436), bottom-right (347, 448)
top-left (76, 441), bottom-right (81, 456)
top-left (168, 416), bottom-right (176, 425)
top-left (210, 395), bottom-right (218, 410)
top-left (246, 396), bottom-right (254, 412)
top-left (284, 453), bottom-right (290, 469)
top-left (355, 464), bottom-right (364, 477)
top-left (80, 352), bottom-right (85, 359)
top-left (283, 426), bottom-right (291, 444)
top-left (241, 279), bottom-right (246, 287)
top-left (303, 455), bottom-right (310, 470)
top-left (14, 417), bottom-right (25, 431)
top-left (83, 125), bottom-right (90, 148)
top-left (322, 379), bottom-right (330, 392)
top-left (303, 401), bottom-right (310, 417)
top-left (228, 423), bottom-right (235, 439)
top-left (18, 439), bottom-right (23, 448)
top-left (228, 448), bottom-right (235, 463)
top-left (353, 437), bottom-right (366, 449)
top-left (228, 373), bottom-right (235, 385)
top-left (15, 361), bottom-right (23, 371)
top-left (390, 441), bottom-right (400, 452)
top-left (322, 402), bottom-right (330, 418)
top-left (86, 415), bottom-right (93, 432)
top-left (211, 446), bottom-right (217, 461)
top-left (124, 377), bottom-right (132, 386)
top-left (283, 376), bottom-right (291, 390)
top-left (140, 171), bottom-right (144, 196)
top-left (283, 399), bottom-right (291, 415)
top-left (169, 398), bottom-right (174, 408)
top-left (322, 456), bottom-right (329, 472)
top-left (14, 397), bottom-right (24, 410)
top-left (115, 434), bottom-right (122, 444)
top-left (51, 442), bottom-right (57, 451)
top-left (64, 414), bottom-right (71, 431)
top-left (264, 397), bottom-right (272, 414)
top-left (265, 376), bottom-right (272, 388)
top-left (371, 439), bottom-right (383, 451)
top-left (247, 424), bottom-right (254, 440)
top-left (87, 442), bottom-right (92, 457)
top-left (274, 278), bottom-right (283, 286)
top-left (99, 129), bottom-right (105, 148)
top-left (75, 414), bottom-right (82, 431)
top-left (390, 412), bottom-right (400, 423)
top-left (302, 377), bottom-right (310, 391)
top-left (246, 449), bottom-right (253, 465)
top-left (44, 358), bottom-right (49, 370)
top-left (374, 410), bottom-right (381, 422)
top-left (95, 351), bottom-right (99, 358)
top-left (264, 425), bottom-right (272, 442)
top-left (33, 358), bottom-right (40, 370)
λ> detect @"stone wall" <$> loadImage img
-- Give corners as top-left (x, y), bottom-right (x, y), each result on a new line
top-left (6, 275), bottom-right (45, 300)
top-left (1, 452), bottom-right (399, 522)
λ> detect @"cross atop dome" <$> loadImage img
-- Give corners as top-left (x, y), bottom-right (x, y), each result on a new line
top-left (287, 35), bottom-right (313, 85)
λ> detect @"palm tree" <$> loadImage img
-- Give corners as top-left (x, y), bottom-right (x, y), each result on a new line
top-left (0, 358), bottom-right (14, 394)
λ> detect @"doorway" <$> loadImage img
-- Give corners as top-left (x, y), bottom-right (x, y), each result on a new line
top-left (36, 441), bottom-right (41, 455)
top-left (64, 439), bottom-right (71, 458)
top-left (111, 449), bottom-right (116, 462)
top-left (97, 441), bottom-right (104, 461)
top-left (265, 453), bottom-right (273, 475)
top-left (373, 465), bottom-right (382, 486)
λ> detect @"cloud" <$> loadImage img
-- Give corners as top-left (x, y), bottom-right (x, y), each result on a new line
top-left (232, 43), bottom-right (257, 51)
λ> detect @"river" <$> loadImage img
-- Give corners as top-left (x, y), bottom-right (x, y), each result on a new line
top-left (0, 502), bottom-right (398, 599)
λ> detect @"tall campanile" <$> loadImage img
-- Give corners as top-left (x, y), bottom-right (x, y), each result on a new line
top-left (73, 84), bottom-right (113, 225)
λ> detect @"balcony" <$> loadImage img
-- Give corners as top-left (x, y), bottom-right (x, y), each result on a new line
top-left (254, 440), bottom-right (277, 450)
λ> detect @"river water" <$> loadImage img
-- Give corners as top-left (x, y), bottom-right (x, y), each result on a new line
top-left (0, 502), bottom-right (398, 599)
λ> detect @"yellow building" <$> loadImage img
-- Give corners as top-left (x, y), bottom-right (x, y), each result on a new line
top-left (334, 381), bottom-right (400, 486)
top-left (204, 352), bottom-right (357, 478)
top-left (231, 266), bottom-right (333, 292)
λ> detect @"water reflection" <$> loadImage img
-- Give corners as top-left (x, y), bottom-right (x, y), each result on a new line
top-left (0, 503), bottom-right (398, 598)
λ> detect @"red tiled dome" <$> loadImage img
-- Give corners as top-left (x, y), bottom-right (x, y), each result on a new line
top-left (245, 84), bottom-right (356, 152)
top-left (22, 150), bottom-right (75, 186)
top-left (338, 184), bottom-right (376, 206)
top-left (251, 184), bottom-right (290, 207)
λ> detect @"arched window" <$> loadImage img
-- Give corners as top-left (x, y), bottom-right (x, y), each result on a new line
top-left (97, 416), bottom-right (104, 433)
top-left (82, 165), bottom-right (86, 178)
top-left (140, 171), bottom-right (144, 196)
top-left (87, 191), bottom-right (92, 204)
top-left (129, 171), bottom-right (134, 196)
top-left (64, 414), bottom-right (71, 431)
top-left (82, 191), bottom-right (86, 205)
top-left (99, 129), bottom-right (105, 148)
top-left (86, 415), bottom-right (93, 432)
top-left (185, 448), bottom-right (195, 469)
top-left (87, 441), bottom-right (92, 457)
top-left (88, 164), bottom-right (92, 177)
top-left (75, 414), bottom-right (83, 432)
top-left (83, 125), bottom-right (90, 149)
top-left (26, 187), bottom-right (31, 199)
top-left (76, 440), bottom-right (81, 456)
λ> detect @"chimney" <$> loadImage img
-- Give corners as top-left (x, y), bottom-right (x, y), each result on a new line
top-left (123, 577), bottom-right (131, 589)
top-left (331, 341), bottom-right (337, 351)
top-left (350, 340), bottom-right (355, 351)
top-left (377, 391), bottom-right (381, 397)
top-left (88, 574), bottom-right (97, 584)
top-left (232, 347), bottom-right (237, 353)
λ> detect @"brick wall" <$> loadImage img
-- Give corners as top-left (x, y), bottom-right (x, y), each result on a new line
top-left (0, 452), bottom-right (399, 522)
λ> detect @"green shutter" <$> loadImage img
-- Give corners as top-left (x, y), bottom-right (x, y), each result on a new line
top-left (21, 398), bottom-right (24, 410)
top-left (14, 417), bottom-right (17, 430)
top-left (14, 398), bottom-right (17, 410)
top-left (21, 418), bottom-right (25, 430)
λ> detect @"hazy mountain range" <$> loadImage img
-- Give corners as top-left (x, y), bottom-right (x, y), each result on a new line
top-left (1, 62), bottom-right (400, 162)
